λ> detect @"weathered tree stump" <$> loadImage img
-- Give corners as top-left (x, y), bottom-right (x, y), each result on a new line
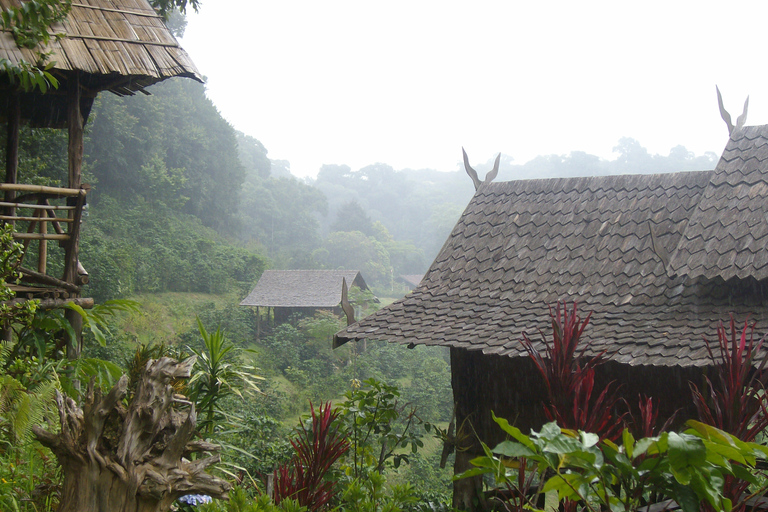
top-left (33, 357), bottom-right (231, 512)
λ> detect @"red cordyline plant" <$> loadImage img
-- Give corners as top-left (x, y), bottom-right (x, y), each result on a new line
top-left (635, 394), bottom-right (675, 438)
top-left (690, 316), bottom-right (768, 441)
top-left (273, 402), bottom-right (350, 512)
top-left (690, 316), bottom-right (768, 512)
top-left (521, 302), bottom-right (625, 439)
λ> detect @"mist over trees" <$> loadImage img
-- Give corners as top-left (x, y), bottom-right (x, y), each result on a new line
top-left (2, 77), bottom-right (720, 295)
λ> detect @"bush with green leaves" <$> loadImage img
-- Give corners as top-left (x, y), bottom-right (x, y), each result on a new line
top-left (338, 379), bottom-right (425, 477)
top-left (459, 414), bottom-right (768, 512)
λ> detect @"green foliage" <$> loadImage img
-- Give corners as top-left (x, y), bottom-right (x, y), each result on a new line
top-left (332, 201), bottom-right (374, 236)
top-left (238, 164), bottom-right (327, 265)
top-left (0, 340), bottom-right (60, 512)
top-left (88, 78), bottom-right (245, 232)
top-left (0, 224), bottom-right (38, 330)
top-left (80, 197), bottom-right (267, 301)
top-left (317, 231), bottom-right (391, 285)
top-left (65, 299), bottom-right (141, 347)
top-left (340, 471), bottom-right (418, 512)
top-left (460, 416), bottom-right (768, 512)
top-left (338, 379), bottom-right (424, 477)
top-left (149, 0), bottom-right (201, 17)
top-left (198, 487), bottom-right (306, 512)
top-left (188, 318), bottom-right (265, 436)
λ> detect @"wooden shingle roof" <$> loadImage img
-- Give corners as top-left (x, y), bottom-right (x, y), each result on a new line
top-left (0, 0), bottom-right (202, 95)
top-left (669, 126), bottom-right (768, 281)
top-left (240, 270), bottom-right (369, 308)
top-left (336, 125), bottom-right (768, 367)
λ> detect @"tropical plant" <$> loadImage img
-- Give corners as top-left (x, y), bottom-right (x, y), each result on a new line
top-left (340, 470), bottom-right (418, 512)
top-left (188, 317), bottom-right (264, 436)
top-left (0, 340), bottom-right (61, 512)
top-left (273, 402), bottom-right (349, 512)
top-left (0, 223), bottom-right (38, 330)
top-left (689, 316), bottom-right (768, 512)
top-left (459, 414), bottom-right (768, 512)
top-left (520, 302), bottom-right (625, 439)
top-left (338, 378), bottom-right (424, 477)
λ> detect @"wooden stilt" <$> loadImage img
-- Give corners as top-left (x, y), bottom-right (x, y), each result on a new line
top-left (65, 74), bottom-right (85, 363)
top-left (256, 306), bottom-right (261, 342)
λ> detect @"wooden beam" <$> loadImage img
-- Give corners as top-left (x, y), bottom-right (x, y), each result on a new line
top-left (18, 266), bottom-right (81, 293)
top-left (12, 233), bottom-right (69, 241)
top-left (0, 201), bottom-right (76, 211)
top-left (3, 297), bottom-right (94, 310)
top-left (0, 184), bottom-right (85, 196)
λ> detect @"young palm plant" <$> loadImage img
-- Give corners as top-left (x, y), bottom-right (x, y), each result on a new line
top-left (188, 317), bottom-right (264, 436)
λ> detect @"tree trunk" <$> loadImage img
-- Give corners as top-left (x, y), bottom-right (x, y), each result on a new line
top-left (33, 357), bottom-right (231, 512)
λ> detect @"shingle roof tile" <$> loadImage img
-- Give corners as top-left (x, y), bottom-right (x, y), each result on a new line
top-left (241, 270), bottom-right (369, 308)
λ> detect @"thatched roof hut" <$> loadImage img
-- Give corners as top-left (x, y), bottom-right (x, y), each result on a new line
top-left (335, 124), bottom-right (768, 508)
top-left (1, 0), bottom-right (201, 357)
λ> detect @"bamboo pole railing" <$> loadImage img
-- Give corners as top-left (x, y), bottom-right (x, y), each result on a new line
top-left (0, 183), bottom-right (88, 292)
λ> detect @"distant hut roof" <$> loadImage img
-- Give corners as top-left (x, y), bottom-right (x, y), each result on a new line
top-left (398, 274), bottom-right (424, 288)
top-left (0, 0), bottom-right (202, 126)
top-left (240, 270), bottom-right (370, 308)
top-left (335, 124), bottom-right (768, 367)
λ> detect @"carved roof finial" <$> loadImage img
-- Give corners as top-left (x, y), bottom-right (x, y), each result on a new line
top-left (716, 85), bottom-right (749, 135)
top-left (462, 148), bottom-right (500, 191)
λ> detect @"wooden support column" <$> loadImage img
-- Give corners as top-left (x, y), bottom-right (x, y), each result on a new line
top-left (256, 306), bottom-right (261, 342)
top-left (5, 91), bottom-right (20, 193)
top-left (65, 74), bottom-right (85, 362)
top-left (67, 73), bottom-right (84, 191)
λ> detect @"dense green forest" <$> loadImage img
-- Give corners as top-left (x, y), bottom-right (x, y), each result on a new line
top-left (0, 75), bottom-right (725, 512)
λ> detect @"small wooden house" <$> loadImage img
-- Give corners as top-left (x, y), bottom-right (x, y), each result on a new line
top-left (1, 0), bottom-right (201, 356)
top-left (241, 270), bottom-right (375, 326)
top-left (335, 122), bottom-right (768, 507)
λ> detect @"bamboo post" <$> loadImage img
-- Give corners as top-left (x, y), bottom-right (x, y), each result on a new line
top-left (38, 209), bottom-right (48, 274)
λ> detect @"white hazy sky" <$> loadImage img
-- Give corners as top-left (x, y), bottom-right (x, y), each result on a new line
top-left (180, 1), bottom-right (768, 178)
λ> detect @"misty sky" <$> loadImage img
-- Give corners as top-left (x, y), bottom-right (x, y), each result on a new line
top-left (180, 1), bottom-right (768, 178)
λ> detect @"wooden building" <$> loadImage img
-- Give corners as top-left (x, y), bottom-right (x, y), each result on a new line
top-left (335, 122), bottom-right (768, 507)
top-left (241, 270), bottom-right (375, 326)
top-left (1, 0), bottom-right (201, 357)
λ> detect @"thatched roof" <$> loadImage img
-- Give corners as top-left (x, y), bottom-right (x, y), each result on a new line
top-left (335, 125), bottom-right (768, 368)
top-left (0, 0), bottom-right (202, 126)
top-left (240, 270), bottom-right (370, 308)
top-left (0, 0), bottom-right (201, 93)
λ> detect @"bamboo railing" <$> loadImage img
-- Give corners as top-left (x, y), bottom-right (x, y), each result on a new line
top-left (0, 183), bottom-right (89, 304)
